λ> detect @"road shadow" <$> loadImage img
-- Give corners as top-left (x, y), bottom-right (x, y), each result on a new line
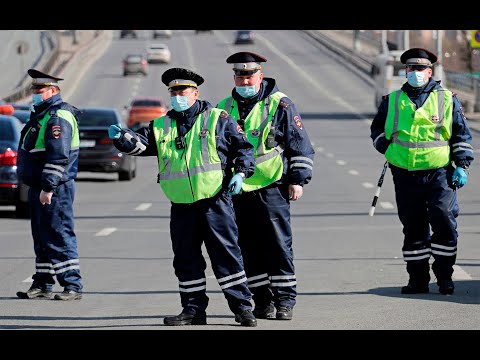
top-left (299, 112), bottom-right (376, 120)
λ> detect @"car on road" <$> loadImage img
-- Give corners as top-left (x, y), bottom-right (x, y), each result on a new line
top-left (145, 43), bottom-right (171, 64)
top-left (126, 97), bottom-right (168, 131)
top-left (123, 53), bottom-right (148, 76)
top-left (234, 30), bottom-right (255, 45)
top-left (77, 107), bottom-right (137, 181)
top-left (0, 111), bottom-right (29, 218)
top-left (120, 30), bottom-right (138, 39)
top-left (152, 30), bottom-right (172, 39)
top-left (13, 109), bottom-right (30, 124)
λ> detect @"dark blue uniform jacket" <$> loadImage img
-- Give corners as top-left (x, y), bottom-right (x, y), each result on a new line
top-left (370, 79), bottom-right (474, 169)
top-left (228, 77), bottom-right (315, 186)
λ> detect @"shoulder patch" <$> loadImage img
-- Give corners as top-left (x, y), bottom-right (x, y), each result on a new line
top-left (279, 100), bottom-right (289, 109)
top-left (52, 125), bottom-right (61, 139)
top-left (293, 115), bottom-right (303, 129)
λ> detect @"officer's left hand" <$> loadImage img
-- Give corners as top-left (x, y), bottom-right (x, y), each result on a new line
top-left (452, 167), bottom-right (468, 189)
top-left (40, 190), bottom-right (53, 205)
top-left (228, 173), bottom-right (245, 195)
top-left (289, 184), bottom-right (303, 201)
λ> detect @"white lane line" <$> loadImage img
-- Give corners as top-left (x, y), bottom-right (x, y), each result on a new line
top-left (379, 201), bottom-right (395, 209)
top-left (326, 153), bottom-right (334, 158)
top-left (336, 160), bottom-right (346, 165)
top-left (22, 276), bottom-right (33, 283)
top-left (135, 203), bottom-right (152, 211)
top-left (362, 182), bottom-right (374, 188)
top-left (452, 265), bottom-right (472, 280)
top-left (348, 169), bottom-right (359, 175)
top-left (95, 228), bottom-right (117, 236)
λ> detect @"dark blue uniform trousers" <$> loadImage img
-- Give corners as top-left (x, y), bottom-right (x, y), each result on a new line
top-left (29, 180), bottom-right (83, 292)
top-left (391, 165), bottom-right (459, 284)
top-left (233, 183), bottom-right (297, 309)
top-left (170, 191), bottom-right (252, 315)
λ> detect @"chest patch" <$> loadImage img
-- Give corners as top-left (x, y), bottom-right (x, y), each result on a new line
top-left (250, 129), bottom-right (260, 137)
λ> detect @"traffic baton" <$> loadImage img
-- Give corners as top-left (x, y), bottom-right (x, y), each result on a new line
top-left (369, 161), bottom-right (388, 216)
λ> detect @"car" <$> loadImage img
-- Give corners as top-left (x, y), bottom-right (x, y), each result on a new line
top-left (234, 30), bottom-right (255, 45)
top-left (145, 43), bottom-right (171, 64)
top-left (123, 53), bottom-right (148, 76)
top-left (0, 110), bottom-right (30, 218)
top-left (152, 30), bottom-right (172, 39)
top-left (13, 109), bottom-right (30, 124)
top-left (120, 30), bottom-right (138, 39)
top-left (126, 97), bottom-right (168, 131)
top-left (10, 103), bottom-right (31, 111)
top-left (77, 107), bottom-right (137, 181)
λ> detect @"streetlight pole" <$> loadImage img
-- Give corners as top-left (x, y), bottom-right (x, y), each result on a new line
top-left (434, 30), bottom-right (444, 82)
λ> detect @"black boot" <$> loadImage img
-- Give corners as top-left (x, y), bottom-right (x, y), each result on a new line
top-left (437, 279), bottom-right (454, 295)
top-left (401, 281), bottom-right (429, 294)
top-left (164, 311), bottom-right (207, 326)
top-left (253, 303), bottom-right (275, 319)
top-left (276, 306), bottom-right (293, 320)
top-left (235, 310), bottom-right (257, 327)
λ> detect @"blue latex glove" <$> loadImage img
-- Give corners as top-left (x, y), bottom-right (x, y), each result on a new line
top-left (228, 173), bottom-right (244, 195)
top-left (108, 124), bottom-right (122, 139)
top-left (452, 167), bottom-right (468, 188)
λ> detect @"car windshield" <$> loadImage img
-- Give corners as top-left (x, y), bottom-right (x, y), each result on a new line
top-left (78, 109), bottom-right (118, 127)
top-left (126, 55), bottom-right (143, 63)
top-left (0, 120), bottom-right (15, 140)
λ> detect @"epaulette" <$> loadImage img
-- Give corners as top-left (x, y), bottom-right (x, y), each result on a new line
top-left (279, 100), bottom-right (289, 109)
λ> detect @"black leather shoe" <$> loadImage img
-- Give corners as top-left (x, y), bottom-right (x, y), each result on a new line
top-left (438, 279), bottom-right (454, 295)
top-left (253, 304), bottom-right (275, 319)
top-left (401, 282), bottom-right (429, 294)
top-left (235, 310), bottom-right (257, 327)
top-left (16, 287), bottom-right (53, 299)
top-left (54, 290), bottom-right (82, 301)
top-left (276, 306), bottom-right (293, 320)
top-left (164, 312), bottom-right (207, 326)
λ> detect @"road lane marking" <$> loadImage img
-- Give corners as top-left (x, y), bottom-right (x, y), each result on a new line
top-left (380, 201), bottom-right (395, 209)
top-left (336, 160), bottom-right (346, 165)
top-left (326, 153), bottom-right (334, 158)
top-left (95, 227), bottom-right (116, 236)
top-left (362, 182), bottom-right (374, 188)
top-left (135, 203), bottom-right (152, 211)
top-left (22, 276), bottom-right (33, 283)
top-left (348, 169), bottom-right (359, 175)
top-left (453, 265), bottom-right (472, 280)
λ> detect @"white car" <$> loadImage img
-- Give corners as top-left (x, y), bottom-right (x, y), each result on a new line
top-left (152, 30), bottom-right (172, 39)
top-left (145, 43), bottom-right (171, 64)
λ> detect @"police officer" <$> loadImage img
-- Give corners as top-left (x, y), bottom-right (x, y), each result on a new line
top-left (108, 68), bottom-right (258, 327)
top-left (370, 48), bottom-right (474, 295)
top-left (16, 69), bottom-right (83, 301)
top-left (217, 52), bottom-right (315, 320)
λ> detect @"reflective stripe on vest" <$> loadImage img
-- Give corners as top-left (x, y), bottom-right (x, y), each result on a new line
top-left (28, 109), bottom-right (80, 153)
top-left (218, 92), bottom-right (286, 191)
top-left (153, 108), bottom-right (223, 203)
top-left (384, 88), bottom-right (453, 170)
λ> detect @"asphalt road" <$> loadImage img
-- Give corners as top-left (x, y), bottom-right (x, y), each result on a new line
top-left (1, 31), bottom-right (479, 344)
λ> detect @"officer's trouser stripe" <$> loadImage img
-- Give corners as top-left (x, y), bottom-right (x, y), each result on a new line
top-left (403, 248), bottom-right (431, 261)
top-left (36, 262), bottom-right (55, 274)
top-left (218, 270), bottom-right (247, 289)
top-left (178, 278), bottom-right (206, 292)
top-left (247, 273), bottom-right (270, 288)
top-left (55, 265), bottom-right (80, 274)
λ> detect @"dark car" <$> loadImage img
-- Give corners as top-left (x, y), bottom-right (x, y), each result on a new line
top-left (234, 30), bottom-right (254, 45)
top-left (13, 109), bottom-right (30, 124)
top-left (77, 107), bottom-right (137, 181)
top-left (0, 114), bottom-right (30, 218)
top-left (120, 30), bottom-right (138, 39)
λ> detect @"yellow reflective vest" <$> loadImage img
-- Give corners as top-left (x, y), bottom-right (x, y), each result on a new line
top-left (152, 108), bottom-right (224, 203)
top-left (384, 88), bottom-right (453, 170)
top-left (217, 91), bottom-right (286, 191)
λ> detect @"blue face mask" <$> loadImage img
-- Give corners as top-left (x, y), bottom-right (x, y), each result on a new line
top-left (236, 85), bottom-right (257, 98)
top-left (32, 93), bottom-right (44, 106)
top-left (170, 95), bottom-right (192, 112)
top-left (407, 70), bottom-right (427, 88)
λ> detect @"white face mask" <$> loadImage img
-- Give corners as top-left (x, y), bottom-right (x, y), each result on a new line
top-left (407, 70), bottom-right (427, 87)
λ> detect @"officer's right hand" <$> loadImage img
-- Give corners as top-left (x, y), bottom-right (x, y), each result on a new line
top-left (228, 173), bottom-right (245, 195)
top-left (108, 124), bottom-right (122, 139)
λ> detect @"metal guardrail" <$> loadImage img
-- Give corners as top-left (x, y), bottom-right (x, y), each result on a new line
top-left (2, 30), bottom-right (60, 104)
